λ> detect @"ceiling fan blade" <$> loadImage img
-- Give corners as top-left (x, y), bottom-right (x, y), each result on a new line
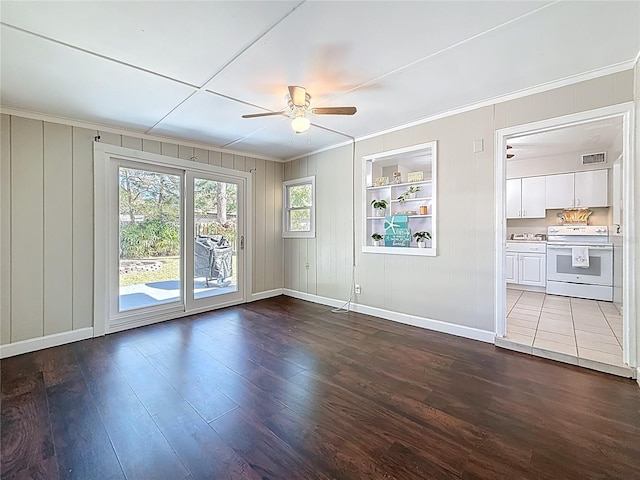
top-left (311, 107), bottom-right (357, 115)
top-left (242, 112), bottom-right (286, 119)
top-left (288, 86), bottom-right (307, 107)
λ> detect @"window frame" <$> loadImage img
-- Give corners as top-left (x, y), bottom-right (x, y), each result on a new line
top-left (282, 176), bottom-right (315, 238)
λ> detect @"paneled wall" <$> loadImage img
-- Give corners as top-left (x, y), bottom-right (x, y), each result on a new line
top-left (0, 114), bottom-right (283, 346)
top-left (284, 69), bottom-right (635, 334)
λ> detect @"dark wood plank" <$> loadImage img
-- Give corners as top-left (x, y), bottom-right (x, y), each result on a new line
top-left (2, 297), bottom-right (640, 480)
top-left (1, 373), bottom-right (56, 479)
top-left (46, 376), bottom-right (124, 480)
top-left (72, 341), bottom-right (190, 480)
top-left (211, 407), bottom-right (331, 480)
top-left (112, 345), bottom-right (261, 479)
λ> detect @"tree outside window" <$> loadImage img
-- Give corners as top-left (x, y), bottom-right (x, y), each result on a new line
top-left (283, 176), bottom-right (315, 238)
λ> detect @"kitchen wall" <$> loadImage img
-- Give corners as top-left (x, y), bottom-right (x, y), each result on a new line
top-left (507, 208), bottom-right (611, 238)
top-left (0, 114), bottom-right (283, 347)
top-left (284, 69), bottom-right (634, 336)
top-left (506, 150), bottom-right (618, 179)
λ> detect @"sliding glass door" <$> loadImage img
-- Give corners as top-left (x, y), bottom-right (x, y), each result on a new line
top-left (118, 165), bottom-right (183, 312)
top-left (100, 152), bottom-right (248, 333)
top-left (186, 172), bottom-right (245, 310)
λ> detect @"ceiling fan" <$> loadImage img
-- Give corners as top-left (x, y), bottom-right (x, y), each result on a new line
top-left (242, 85), bottom-right (357, 133)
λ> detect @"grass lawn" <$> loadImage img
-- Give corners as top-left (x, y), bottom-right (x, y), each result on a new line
top-left (119, 257), bottom-right (180, 287)
top-left (119, 256), bottom-right (237, 287)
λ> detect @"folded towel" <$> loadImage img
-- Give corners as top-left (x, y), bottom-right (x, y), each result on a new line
top-left (572, 246), bottom-right (589, 268)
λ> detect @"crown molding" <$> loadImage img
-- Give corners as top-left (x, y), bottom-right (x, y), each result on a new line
top-left (284, 61), bottom-right (636, 162)
top-left (0, 106), bottom-right (280, 162)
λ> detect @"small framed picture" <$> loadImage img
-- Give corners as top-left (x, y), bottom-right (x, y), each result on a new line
top-left (407, 171), bottom-right (423, 182)
top-left (374, 176), bottom-right (389, 186)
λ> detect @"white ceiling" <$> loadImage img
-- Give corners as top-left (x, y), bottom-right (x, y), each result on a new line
top-left (508, 116), bottom-right (623, 160)
top-left (1, 1), bottom-right (639, 161)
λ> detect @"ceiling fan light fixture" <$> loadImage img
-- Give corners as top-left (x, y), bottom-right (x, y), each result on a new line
top-left (291, 112), bottom-right (310, 133)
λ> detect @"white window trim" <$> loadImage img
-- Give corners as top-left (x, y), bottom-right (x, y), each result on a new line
top-left (282, 176), bottom-right (315, 238)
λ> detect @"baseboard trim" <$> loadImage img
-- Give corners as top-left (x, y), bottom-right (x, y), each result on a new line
top-left (0, 328), bottom-right (94, 359)
top-left (282, 289), bottom-right (495, 344)
top-left (251, 289), bottom-right (284, 301)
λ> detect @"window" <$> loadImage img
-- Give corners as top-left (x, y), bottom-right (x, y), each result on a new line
top-left (283, 176), bottom-right (315, 238)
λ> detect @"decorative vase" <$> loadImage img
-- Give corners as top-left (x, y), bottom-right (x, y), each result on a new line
top-left (373, 240), bottom-right (382, 247)
top-left (417, 241), bottom-right (426, 248)
top-left (375, 209), bottom-right (386, 217)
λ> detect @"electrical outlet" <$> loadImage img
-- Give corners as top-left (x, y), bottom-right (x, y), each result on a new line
top-left (354, 284), bottom-right (361, 294)
top-left (305, 262), bottom-right (310, 270)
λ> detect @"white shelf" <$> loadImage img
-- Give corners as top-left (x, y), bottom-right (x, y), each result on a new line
top-left (367, 180), bottom-right (431, 190)
top-left (366, 214), bottom-right (432, 219)
top-left (404, 214), bottom-right (432, 218)
top-left (390, 196), bottom-right (431, 203)
top-left (363, 141), bottom-right (437, 257)
top-left (362, 245), bottom-right (436, 256)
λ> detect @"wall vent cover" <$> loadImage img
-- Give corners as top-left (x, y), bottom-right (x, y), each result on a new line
top-left (581, 152), bottom-right (606, 165)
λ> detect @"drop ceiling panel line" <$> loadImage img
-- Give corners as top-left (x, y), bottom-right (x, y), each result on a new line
top-left (0, 22), bottom-right (198, 90)
top-left (314, 1), bottom-right (559, 107)
top-left (197, 1), bottom-right (307, 92)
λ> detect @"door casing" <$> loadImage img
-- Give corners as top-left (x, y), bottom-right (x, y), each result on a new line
top-left (94, 143), bottom-right (252, 336)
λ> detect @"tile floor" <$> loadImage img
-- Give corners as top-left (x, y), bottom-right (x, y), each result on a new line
top-left (506, 289), bottom-right (624, 368)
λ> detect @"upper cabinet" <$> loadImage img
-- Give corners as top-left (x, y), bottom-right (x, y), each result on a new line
top-left (363, 142), bottom-right (437, 256)
top-left (544, 173), bottom-right (574, 209)
top-left (506, 176), bottom-right (546, 219)
top-left (574, 170), bottom-right (608, 207)
top-left (545, 169), bottom-right (608, 209)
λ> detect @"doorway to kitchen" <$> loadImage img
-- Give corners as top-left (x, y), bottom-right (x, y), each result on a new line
top-left (494, 104), bottom-right (636, 377)
top-left (94, 143), bottom-right (250, 336)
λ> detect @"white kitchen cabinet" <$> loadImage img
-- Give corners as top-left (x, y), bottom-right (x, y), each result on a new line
top-left (545, 173), bottom-right (574, 209)
top-left (506, 176), bottom-right (545, 219)
top-left (506, 242), bottom-right (546, 287)
top-left (506, 179), bottom-right (522, 219)
top-left (575, 169), bottom-right (608, 207)
top-left (519, 253), bottom-right (546, 286)
top-left (505, 253), bottom-right (518, 283)
top-left (545, 169), bottom-right (608, 209)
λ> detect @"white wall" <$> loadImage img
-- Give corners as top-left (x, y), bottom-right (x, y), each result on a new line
top-left (0, 114), bottom-right (283, 347)
top-left (635, 60), bottom-right (640, 381)
top-left (506, 151), bottom-right (615, 179)
top-left (284, 70), bottom-right (635, 336)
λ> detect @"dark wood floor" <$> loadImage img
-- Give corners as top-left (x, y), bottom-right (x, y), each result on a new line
top-left (2, 296), bottom-right (639, 479)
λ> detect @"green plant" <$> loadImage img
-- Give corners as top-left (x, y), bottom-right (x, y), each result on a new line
top-left (412, 231), bottom-right (431, 242)
top-left (120, 219), bottom-right (180, 258)
top-left (370, 199), bottom-right (388, 210)
top-left (397, 185), bottom-right (420, 202)
top-left (371, 233), bottom-right (384, 241)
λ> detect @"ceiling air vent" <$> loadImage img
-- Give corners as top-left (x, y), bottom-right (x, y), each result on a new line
top-left (581, 152), bottom-right (606, 165)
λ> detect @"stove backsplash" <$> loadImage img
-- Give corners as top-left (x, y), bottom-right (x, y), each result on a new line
top-left (506, 207), bottom-right (611, 238)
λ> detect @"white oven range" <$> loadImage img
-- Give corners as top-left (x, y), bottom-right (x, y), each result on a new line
top-left (546, 226), bottom-right (613, 301)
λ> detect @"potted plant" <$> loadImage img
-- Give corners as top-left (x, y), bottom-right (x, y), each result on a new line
top-left (412, 231), bottom-right (431, 248)
top-left (371, 199), bottom-right (388, 217)
top-left (371, 233), bottom-right (384, 247)
top-left (397, 185), bottom-right (420, 202)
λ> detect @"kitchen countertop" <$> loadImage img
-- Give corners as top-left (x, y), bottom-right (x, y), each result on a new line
top-left (507, 239), bottom-right (547, 243)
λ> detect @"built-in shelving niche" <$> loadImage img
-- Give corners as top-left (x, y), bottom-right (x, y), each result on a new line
top-left (363, 141), bottom-right (437, 256)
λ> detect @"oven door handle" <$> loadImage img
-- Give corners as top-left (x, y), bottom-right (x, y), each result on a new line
top-left (547, 244), bottom-right (612, 251)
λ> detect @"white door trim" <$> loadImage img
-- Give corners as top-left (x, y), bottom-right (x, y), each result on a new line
top-left (494, 102), bottom-right (636, 367)
top-left (93, 143), bottom-right (252, 337)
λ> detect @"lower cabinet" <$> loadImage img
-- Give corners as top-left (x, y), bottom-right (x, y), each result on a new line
top-left (506, 243), bottom-right (546, 287)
